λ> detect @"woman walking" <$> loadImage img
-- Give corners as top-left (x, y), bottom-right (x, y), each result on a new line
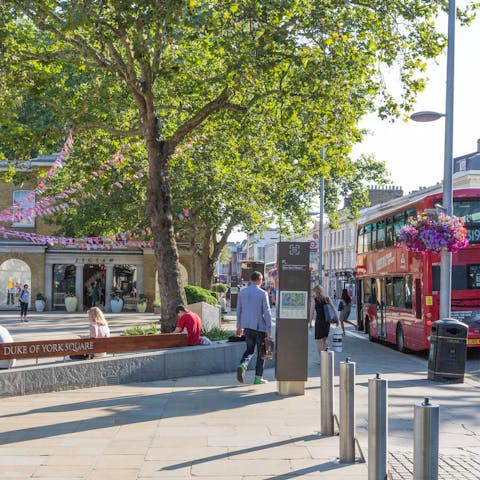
top-left (19, 284), bottom-right (30, 322)
top-left (309, 286), bottom-right (339, 353)
top-left (338, 288), bottom-right (357, 335)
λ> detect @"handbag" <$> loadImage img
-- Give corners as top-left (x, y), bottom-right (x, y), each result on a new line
top-left (338, 300), bottom-right (344, 312)
top-left (323, 302), bottom-right (337, 323)
top-left (260, 337), bottom-right (274, 360)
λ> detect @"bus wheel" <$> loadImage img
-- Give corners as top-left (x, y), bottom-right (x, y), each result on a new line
top-left (396, 324), bottom-right (407, 353)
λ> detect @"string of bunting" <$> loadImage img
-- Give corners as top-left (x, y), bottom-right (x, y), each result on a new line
top-left (0, 131), bottom-right (153, 249)
top-left (0, 129), bottom-right (74, 223)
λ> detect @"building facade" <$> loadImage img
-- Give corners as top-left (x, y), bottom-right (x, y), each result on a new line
top-left (0, 155), bottom-right (196, 312)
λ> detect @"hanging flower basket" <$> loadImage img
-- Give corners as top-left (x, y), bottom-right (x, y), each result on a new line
top-left (397, 212), bottom-right (469, 253)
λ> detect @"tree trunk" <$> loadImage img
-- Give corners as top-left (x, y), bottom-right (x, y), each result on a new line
top-left (144, 118), bottom-right (186, 332)
top-left (200, 232), bottom-right (216, 289)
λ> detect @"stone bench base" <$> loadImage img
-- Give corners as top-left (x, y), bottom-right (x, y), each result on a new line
top-left (0, 341), bottom-right (274, 397)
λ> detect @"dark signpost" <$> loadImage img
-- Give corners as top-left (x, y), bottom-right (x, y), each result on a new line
top-left (276, 242), bottom-right (310, 395)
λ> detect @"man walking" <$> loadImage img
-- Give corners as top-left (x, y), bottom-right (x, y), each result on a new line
top-left (236, 271), bottom-right (272, 385)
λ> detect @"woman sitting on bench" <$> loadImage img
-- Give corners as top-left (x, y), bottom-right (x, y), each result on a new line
top-left (68, 307), bottom-right (110, 360)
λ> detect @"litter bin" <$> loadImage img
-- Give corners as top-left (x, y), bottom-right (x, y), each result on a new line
top-left (428, 318), bottom-right (468, 383)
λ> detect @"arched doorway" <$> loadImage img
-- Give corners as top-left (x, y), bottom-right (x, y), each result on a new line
top-left (0, 259), bottom-right (31, 309)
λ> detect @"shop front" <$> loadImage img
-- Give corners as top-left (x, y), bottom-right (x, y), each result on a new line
top-left (45, 251), bottom-right (144, 312)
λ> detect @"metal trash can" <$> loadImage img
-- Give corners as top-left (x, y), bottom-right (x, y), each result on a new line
top-left (428, 318), bottom-right (468, 383)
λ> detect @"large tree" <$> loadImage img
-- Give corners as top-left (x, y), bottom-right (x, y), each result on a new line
top-left (1, 0), bottom-right (476, 328)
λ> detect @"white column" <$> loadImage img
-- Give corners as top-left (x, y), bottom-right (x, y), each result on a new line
top-left (75, 265), bottom-right (83, 312)
top-left (45, 262), bottom-right (53, 311)
top-left (105, 265), bottom-right (114, 312)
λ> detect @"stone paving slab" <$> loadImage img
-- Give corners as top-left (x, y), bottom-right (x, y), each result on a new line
top-left (0, 311), bottom-right (479, 479)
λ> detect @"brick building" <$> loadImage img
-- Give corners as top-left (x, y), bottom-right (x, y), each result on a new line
top-left (0, 155), bottom-right (197, 312)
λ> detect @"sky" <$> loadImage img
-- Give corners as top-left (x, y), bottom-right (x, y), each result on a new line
top-left (229, 6), bottom-right (480, 242)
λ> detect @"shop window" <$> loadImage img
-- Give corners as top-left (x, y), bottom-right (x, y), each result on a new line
top-left (52, 264), bottom-right (76, 310)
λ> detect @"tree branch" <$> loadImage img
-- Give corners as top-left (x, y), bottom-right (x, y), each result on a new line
top-left (170, 88), bottom-right (230, 149)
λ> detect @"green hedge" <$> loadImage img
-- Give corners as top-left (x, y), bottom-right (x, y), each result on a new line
top-left (184, 285), bottom-right (218, 306)
top-left (211, 283), bottom-right (228, 293)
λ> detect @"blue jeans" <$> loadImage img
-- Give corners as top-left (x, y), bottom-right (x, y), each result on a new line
top-left (239, 328), bottom-right (266, 377)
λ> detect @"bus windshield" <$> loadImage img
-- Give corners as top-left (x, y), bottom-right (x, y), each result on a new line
top-left (454, 199), bottom-right (480, 224)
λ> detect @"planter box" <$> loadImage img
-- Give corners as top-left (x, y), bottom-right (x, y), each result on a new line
top-left (188, 302), bottom-right (221, 330)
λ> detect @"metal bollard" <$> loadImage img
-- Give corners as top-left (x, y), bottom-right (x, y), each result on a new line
top-left (339, 357), bottom-right (356, 462)
top-left (414, 397), bottom-right (439, 480)
top-left (320, 349), bottom-right (334, 436)
top-left (368, 373), bottom-right (388, 480)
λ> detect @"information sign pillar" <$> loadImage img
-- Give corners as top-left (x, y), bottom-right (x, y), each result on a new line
top-left (276, 242), bottom-right (310, 396)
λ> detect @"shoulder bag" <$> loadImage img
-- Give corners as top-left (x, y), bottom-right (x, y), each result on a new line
top-left (260, 337), bottom-right (274, 360)
top-left (323, 301), bottom-right (337, 324)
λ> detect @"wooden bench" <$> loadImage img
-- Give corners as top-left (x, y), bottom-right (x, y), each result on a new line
top-left (0, 333), bottom-right (188, 361)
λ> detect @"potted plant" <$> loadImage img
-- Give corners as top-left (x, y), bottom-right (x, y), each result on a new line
top-left (64, 287), bottom-right (78, 313)
top-left (110, 289), bottom-right (124, 313)
top-left (136, 294), bottom-right (148, 313)
top-left (35, 292), bottom-right (46, 312)
top-left (152, 299), bottom-right (161, 315)
top-left (397, 212), bottom-right (469, 253)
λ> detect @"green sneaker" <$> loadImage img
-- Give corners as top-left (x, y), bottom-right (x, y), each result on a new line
top-left (236, 364), bottom-right (247, 383)
top-left (253, 376), bottom-right (269, 385)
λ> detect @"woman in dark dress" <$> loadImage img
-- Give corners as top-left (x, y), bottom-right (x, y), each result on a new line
top-left (309, 285), bottom-right (339, 353)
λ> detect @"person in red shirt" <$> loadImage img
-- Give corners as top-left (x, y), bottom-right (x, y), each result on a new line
top-left (174, 305), bottom-right (202, 346)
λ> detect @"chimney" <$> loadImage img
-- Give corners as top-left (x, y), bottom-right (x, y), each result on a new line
top-left (477, 138), bottom-right (480, 152)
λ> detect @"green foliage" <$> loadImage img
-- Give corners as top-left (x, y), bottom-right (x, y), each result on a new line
top-left (201, 327), bottom-right (235, 341)
top-left (211, 284), bottom-right (228, 293)
top-left (152, 299), bottom-right (161, 308)
top-left (36, 292), bottom-right (46, 301)
top-left (137, 294), bottom-right (147, 304)
top-left (122, 323), bottom-right (158, 336)
top-left (2, 0), bottom-right (477, 318)
top-left (184, 285), bottom-right (218, 306)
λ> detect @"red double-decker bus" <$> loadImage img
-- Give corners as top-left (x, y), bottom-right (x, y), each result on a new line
top-left (355, 174), bottom-right (480, 352)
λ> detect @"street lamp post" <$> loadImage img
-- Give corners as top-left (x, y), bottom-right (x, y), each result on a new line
top-left (318, 166), bottom-right (325, 286)
top-left (411, 0), bottom-right (455, 320)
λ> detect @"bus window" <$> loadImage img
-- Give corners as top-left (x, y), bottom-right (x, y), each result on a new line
top-left (393, 213), bottom-right (405, 241)
top-left (433, 265), bottom-right (468, 290)
top-left (452, 266), bottom-right (468, 290)
top-left (371, 223), bottom-right (377, 250)
top-left (468, 265), bottom-right (480, 289)
top-left (364, 224), bottom-right (371, 253)
top-left (385, 277), bottom-right (393, 306)
top-left (377, 219), bottom-right (385, 249)
top-left (405, 275), bottom-right (412, 309)
top-left (393, 277), bottom-right (406, 308)
top-left (415, 278), bottom-right (422, 319)
top-left (385, 217), bottom-right (394, 247)
top-left (357, 227), bottom-right (364, 254)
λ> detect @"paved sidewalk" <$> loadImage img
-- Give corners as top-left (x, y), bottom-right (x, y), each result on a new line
top-left (0, 311), bottom-right (479, 478)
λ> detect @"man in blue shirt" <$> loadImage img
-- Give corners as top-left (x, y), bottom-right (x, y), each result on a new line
top-left (236, 271), bottom-right (272, 385)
